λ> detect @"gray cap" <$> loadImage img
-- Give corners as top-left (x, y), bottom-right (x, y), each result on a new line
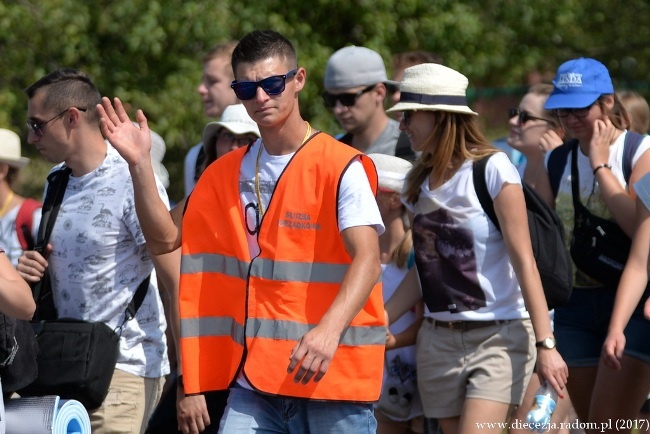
top-left (324, 46), bottom-right (398, 91)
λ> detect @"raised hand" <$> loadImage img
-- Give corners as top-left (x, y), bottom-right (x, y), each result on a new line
top-left (96, 97), bottom-right (152, 168)
top-left (540, 129), bottom-right (564, 153)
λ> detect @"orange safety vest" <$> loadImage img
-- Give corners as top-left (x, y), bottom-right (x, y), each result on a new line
top-left (179, 132), bottom-right (385, 401)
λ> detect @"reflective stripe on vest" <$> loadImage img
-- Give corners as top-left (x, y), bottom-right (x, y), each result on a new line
top-left (181, 316), bottom-right (385, 346)
top-left (182, 253), bottom-right (351, 284)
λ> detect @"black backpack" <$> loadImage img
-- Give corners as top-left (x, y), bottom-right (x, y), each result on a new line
top-left (473, 155), bottom-right (573, 310)
top-left (0, 314), bottom-right (39, 397)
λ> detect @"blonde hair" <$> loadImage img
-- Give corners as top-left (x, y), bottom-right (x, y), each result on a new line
top-left (528, 83), bottom-right (560, 129)
top-left (403, 111), bottom-right (499, 204)
top-left (617, 91), bottom-right (650, 133)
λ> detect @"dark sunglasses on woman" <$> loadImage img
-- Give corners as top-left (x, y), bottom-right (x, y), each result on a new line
top-left (509, 108), bottom-right (551, 126)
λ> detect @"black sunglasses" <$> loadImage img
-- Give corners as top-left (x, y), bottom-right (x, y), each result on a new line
top-left (230, 69), bottom-right (297, 101)
top-left (26, 107), bottom-right (87, 137)
top-left (402, 110), bottom-right (417, 126)
top-left (553, 103), bottom-right (595, 118)
top-left (322, 85), bottom-right (376, 108)
top-left (508, 108), bottom-right (551, 126)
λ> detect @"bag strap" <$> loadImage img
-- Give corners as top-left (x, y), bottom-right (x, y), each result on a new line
top-left (472, 155), bottom-right (500, 230)
top-left (120, 275), bottom-right (151, 326)
top-left (32, 167), bottom-right (72, 307)
top-left (547, 140), bottom-right (574, 199)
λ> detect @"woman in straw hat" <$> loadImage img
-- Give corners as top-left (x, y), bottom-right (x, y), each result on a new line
top-left (0, 128), bottom-right (41, 267)
top-left (384, 63), bottom-right (567, 434)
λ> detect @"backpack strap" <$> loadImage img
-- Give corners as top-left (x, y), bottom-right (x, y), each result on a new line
top-left (121, 274), bottom-right (152, 326)
top-left (472, 155), bottom-right (500, 230)
top-left (547, 140), bottom-right (574, 199)
top-left (32, 167), bottom-right (72, 319)
top-left (15, 198), bottom-right (42, 251)
top-left (623, 130), bottom-right (645, 183)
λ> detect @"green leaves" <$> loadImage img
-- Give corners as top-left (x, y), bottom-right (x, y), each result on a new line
top-left (3, 0), bottom-right (650, 201)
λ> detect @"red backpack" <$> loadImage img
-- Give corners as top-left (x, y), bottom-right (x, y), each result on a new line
top-left (15, 198), bottom-right (41, 251)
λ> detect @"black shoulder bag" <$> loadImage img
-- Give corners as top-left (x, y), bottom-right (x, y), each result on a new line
top-left (19, 167), bottom-right (151, 409)
top-left (569, 142), bottom-right (631, 287)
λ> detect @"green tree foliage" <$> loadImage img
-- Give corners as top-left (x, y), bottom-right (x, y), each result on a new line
top-left (1, 0), bottom-right (649, 201)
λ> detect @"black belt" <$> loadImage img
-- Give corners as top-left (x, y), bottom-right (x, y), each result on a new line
top-left (425, 317), bottom-right (514, 331)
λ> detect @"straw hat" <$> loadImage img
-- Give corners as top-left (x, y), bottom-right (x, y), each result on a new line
top-left (368, 153), bottom-right (413, 193)
top-left (387, 63), bottom-right (477, 116)
top-left (0, 129), bottom-right (29, 169)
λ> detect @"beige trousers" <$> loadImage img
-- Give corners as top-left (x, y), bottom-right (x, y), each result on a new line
top-left (90, 368), bottom-right (165, 434)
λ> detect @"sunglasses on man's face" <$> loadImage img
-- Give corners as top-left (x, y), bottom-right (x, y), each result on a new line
top-left (26, 107), bottom-right (87, 137)
top-left (508, 108), bottom-right (551, 126)
top-left (321, 85), bottom-right (376, 108)
top-left (230, 69), bottom-right (298, 101)
top-left (553, 103), bottom-right (595, 119)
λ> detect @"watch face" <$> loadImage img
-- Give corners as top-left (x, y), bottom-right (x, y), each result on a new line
top-left (536, 337), bottom-right (556, 349)
top-left (543, 337), bottom-right (556, 349)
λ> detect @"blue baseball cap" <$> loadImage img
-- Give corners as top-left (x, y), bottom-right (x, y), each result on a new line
top-left (544, 58), bottom-right (614, 110)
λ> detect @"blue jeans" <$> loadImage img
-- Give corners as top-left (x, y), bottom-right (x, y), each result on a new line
top-left (218, 385), bottom-right (377, 433)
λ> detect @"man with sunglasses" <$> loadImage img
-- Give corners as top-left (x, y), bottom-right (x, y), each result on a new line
top-left (97, 30), bottom-right (386, 434)
top-left (17, 68), bottom-right (172, 433)
top-left (323, 46), bottom-right (415, 162)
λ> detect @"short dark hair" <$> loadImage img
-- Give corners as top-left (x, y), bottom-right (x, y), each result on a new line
top-left (25, 68), bottom-right (102, 124)
top-left (231, 30), bottom-right (297, 76)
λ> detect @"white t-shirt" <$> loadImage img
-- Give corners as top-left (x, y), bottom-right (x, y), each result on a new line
top-left (0, 203), bottom-right (41, 267)
top-left (405, 152), bottom-right (529, 321)
top-left (46, 144), bottom-right (170, 378)
top-left (240, 138), bottom-right (384, 257)
top-left (237, 137), bottom-right (384, 388)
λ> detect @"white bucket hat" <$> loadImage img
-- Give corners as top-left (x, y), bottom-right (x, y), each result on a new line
top-left (0, 128), bottom-right (29, 169)
top-left (368, 153), bottom-right (413, 193)
top-left (387, 63), bottom-right (478, 116)
top-left (202, 104), bottom-right (260, 150)
top-left (149, 130), bottom-right (170, 189)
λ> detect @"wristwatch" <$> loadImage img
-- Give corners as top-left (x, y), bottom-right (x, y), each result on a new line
top-left (535, 337), bottom-right (557, 349)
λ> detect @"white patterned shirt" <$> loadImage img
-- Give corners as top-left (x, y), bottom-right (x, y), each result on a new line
top-left (45, 144), bottom-right (170, 378)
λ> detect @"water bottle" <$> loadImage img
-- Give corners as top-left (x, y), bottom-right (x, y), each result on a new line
top-left (525, 381), bottom-right (558, 433)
